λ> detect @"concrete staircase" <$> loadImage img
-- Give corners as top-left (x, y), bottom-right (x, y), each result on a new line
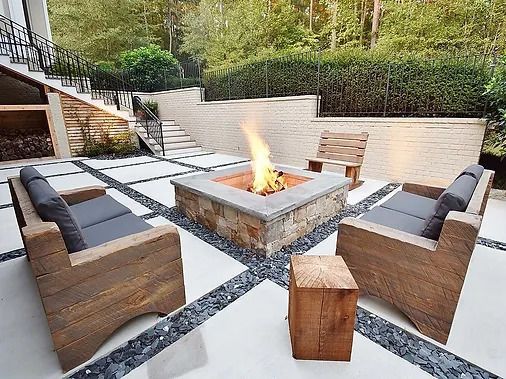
top-left (133, 120), bottom-right (202, 156)
top-left (0, 54), bottom-right (131, 121)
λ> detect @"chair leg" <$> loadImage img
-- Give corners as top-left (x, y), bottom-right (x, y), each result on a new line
top-left (308, 161), bottom-right (323, 173)
top-left (345, 166), bottom-right (362, 189)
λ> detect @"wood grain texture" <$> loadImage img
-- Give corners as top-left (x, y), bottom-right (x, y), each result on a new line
top-left (8, 178), bottom-right (186, 372)
top-left (306, 131), bottom-right (368, 189)
top-left (402, 182), bottom-right (446, 199)
top-left (58, 185), bottom-right (106, 205)
top-left (336, 171), bottom-right (494, 344)
top-left (289, 255), bottom-right (358, 361)
top-left (58, 93), bottom-right (129, 156)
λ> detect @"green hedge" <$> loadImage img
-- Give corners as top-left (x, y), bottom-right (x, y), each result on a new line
top-left (203, 50), bottom-right (494, 117)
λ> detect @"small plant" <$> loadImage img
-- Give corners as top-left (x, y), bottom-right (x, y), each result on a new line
top-left (79, 118), bottom-right (137, 157)
top-left (144, 100), bottom-right (159, 116)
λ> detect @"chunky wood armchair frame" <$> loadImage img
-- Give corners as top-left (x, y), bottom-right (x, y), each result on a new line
top-left (336, 170), bottom-right (494, 344)
top-left (8, 177), bottom-right (186, 372)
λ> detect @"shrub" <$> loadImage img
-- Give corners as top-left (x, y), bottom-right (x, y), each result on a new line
top-left (119, 44), bottom-right (179, 92)
top-left (203, 49), bottom-right (493, 118)
top-left (80, 123), bottom-right (137, 157)
top-left (143, 100), bottom-right (159, 116)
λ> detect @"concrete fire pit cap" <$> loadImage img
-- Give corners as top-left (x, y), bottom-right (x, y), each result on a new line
top-left (171, 164), bottom-right (351, 222)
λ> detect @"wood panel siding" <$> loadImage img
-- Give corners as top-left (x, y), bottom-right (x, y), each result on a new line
top-left (59, 93), bottom-right (129, 156)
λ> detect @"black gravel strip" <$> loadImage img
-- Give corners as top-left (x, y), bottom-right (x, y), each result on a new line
top-left (355, 307), bottom-right (498, 379)
top-left (0, 247), bottom-right (26, 262)
top-left (0, 158), bottom-right (89, 172)
top-left (477, 237), bottom-right (506, 251)
top-left (0, 168), bottom-right (87, 185)
top-left (124, 170), bottom-right (197, 186)
top-left (67, 270), bottom-right (261, 379)
top-left (0, 203), bottom-right (13, 209)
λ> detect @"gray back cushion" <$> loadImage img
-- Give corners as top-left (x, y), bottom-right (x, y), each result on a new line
top-left (421, 175), bottom-right (477, 240)
top-left (20, 166), bottom-right (48, 188)
top-left (27, 179), bottom-right (88, 253)
top-left (458, 164), bottom-right (484, 181)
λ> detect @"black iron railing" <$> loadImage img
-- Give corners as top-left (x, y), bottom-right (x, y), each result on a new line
top-left (202, 50), bottom-right (497, 118)
top-left (132, 96), bottom-right (165, 155)
top-left (118, 59), bottom-right (202, 93)
top-left (0, 14), bottom-right (134, 110)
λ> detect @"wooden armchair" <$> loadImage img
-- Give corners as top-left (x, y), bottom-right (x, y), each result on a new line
top-left (336, 170), bottom-right (494, 344)
top-left (8, 177), bottom-right (185, 372)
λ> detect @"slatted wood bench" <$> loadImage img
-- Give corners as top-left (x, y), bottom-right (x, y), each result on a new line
top-left (306, 131), bottom-right (369, 189)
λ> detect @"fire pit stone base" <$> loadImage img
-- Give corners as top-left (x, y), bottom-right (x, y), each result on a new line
top-left (172, 165), bottom-right (350, 256)
top-left (175, 185), bottom-right (347, 255)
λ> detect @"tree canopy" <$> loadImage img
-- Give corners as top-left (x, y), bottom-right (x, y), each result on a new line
top-left (47, 0), bottom-right (506, 67)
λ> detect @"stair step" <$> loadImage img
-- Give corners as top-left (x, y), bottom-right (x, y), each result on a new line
top-left (164, 141), bottom-right (198, 150)
top-left (163, 130), bottom-right (185, 137)
top-left (163, 135), bottom-right (191, 143)
top-left (162, 147), bottom-right (203, 156)
top-left (162, 120), bottom-right (177, 126)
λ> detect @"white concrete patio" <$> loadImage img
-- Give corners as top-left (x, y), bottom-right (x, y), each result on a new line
top-left (0, 152), bottom-right (504, 379)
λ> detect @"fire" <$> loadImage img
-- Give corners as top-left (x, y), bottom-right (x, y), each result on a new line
top-left (242, 125), bottom-right (287, 196)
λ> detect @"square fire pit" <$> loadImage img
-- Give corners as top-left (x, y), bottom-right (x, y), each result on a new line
top-left (171, 165), bottom-right (350, 256)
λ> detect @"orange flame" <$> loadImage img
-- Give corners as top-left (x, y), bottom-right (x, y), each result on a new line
top-left (242, 124), bottom-right (287, 195)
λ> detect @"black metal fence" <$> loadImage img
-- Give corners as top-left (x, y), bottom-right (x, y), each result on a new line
top-left (203, 50), bottom-right (498, 118)
top-left (118, 60), bottom-right (202, 93)
top-left (132, 96), bottom-right (165, 155)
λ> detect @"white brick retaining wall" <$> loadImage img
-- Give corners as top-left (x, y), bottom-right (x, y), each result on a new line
top-left (138, 88), bottom-right (486, 184)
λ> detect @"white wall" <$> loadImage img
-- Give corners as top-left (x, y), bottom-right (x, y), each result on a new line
top-left (1, 0), bottom-right (52, 40)
top-left (140, 88), bottom-right (486, 185)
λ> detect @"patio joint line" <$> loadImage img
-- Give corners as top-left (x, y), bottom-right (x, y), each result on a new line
top-left (477, 236), bottom-right (506, 251)
top-left (0, 169), bottom-right (86, 185)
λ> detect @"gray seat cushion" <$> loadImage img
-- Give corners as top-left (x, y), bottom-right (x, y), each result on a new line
top-left (20, 166), bottom-right (48, 188)
top-left (421, 175), bottom-right (477, 240)
top-left (83, 213), bottom-right (153, 248)
top-left (27, 179), bottom-right (88, 253)
top-left (360, 206), bottom-right (426, 236)
top-left (70, 195), bottom-right (131, 228)
top-left (380, 191), bottom-right (436, 220)
top-left (458, 164), bottom-right (484, 181)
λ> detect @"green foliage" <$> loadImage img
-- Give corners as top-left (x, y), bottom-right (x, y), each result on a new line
top-left (47, 0), bottom-right (152, 62)
top-left (204, 49), bottom-right (492, 117)
top-left (485, 56), bottom-right (506, 127)
top-left (144, 100), bottom-right (159, 116)
top-left (80, 122), bottom-right (137, 157)
top-left (181, 0), bottom-right (314, 67)
top-left (119, 44), bottom-right (179, 91)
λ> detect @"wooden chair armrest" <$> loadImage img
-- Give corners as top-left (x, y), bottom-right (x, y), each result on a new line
top-left (69, 225), bottom-right (180, 267)
top-left (59, 186), bottom-right (106, 205)
top-left (337, 217), bottom-right (437, 257)
top-left (402, 182), bottom-right (445, 199)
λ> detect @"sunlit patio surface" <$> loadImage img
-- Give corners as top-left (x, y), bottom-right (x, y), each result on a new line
top-left (0, 152), bottom-right (505, 379)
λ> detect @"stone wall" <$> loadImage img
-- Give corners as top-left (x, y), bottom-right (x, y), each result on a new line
top-left (175, 184), bottom-right (347, 256)
top-left (0, 73), bottom-right (43, 104)
top-left (140, 88), bottom-right (486, 185)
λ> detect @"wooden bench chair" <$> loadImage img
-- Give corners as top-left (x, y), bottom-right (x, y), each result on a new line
top-left (306, 131), bottom-right (369, 190)
top-left (336, 168), bottom-right (494, 344)
top-left (8, 177), bottom-right (186, 372)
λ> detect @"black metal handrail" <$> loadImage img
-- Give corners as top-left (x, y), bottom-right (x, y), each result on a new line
top-left (0, 14), bottom-right (134, 110)
top-left (132, 96), bottom-right (165, 155)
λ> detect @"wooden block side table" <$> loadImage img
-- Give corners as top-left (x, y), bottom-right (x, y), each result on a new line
top-left (288, 255), bottom-right (359, 361)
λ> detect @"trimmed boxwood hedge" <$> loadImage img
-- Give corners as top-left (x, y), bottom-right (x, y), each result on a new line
top-left (203, 50), bottom-right (494, 117)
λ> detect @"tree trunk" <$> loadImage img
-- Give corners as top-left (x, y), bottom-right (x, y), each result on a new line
top-left (331, 1), bottom-right (338, 50)
top-left (359, 0), bottom-right (366, 45)
top-left (309, 0), bottom-right (313, 32)
top-left (370, 0), bottom-right (381, 48)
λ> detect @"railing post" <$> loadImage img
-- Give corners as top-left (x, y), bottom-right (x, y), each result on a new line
top-left (383, 63), bottom-right (391, 117)
top-left (265, 60), bottom-right (269, 98)
top-left (198, 59), bottom-right (203, 102)
top-left (179, 65), bottom-right (183, 88)
top-left (316, 50), bottom-right (321, 118)
top-left (227, 68), bottom-right (232, 100)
